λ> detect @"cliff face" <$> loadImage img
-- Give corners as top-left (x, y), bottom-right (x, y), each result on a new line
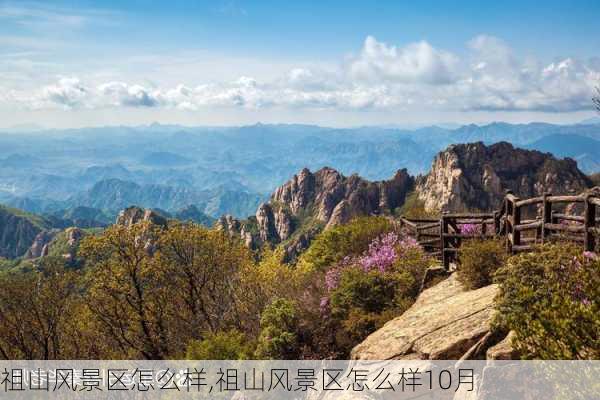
top-left (217, 167), bottom-right (414, 259)
top-left (0, 205), bottom-right (52, 259)
top-left (416, 142), bottom-right (591, 212)
top-left (24, 229), bottom-right (60, 259)
top-left (115, 206), bottom-right (169, 228)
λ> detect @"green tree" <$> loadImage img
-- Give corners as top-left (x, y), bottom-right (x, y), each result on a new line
top-left (494, 244), bottom-right (599, 359)
top-left (0, 257), bottom-right (82, 359)
top-left (299, 216), bottom-right (393, 272)
top-left (155, 223), bottom-right (254, 342)
top-left (80, 221), bottom-right (173, 359)
top-left (255, 298), bottom-right (300, 359)
top-left (186, 330), bottom-right (253, 360)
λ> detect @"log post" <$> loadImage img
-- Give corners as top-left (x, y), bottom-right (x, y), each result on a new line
top-left (441, 212), bottom-right (449, 269)
top-left (504, 191), bottom-right (514, 253)
top-left (493, 210), bottom-right (500, 236)
top-left (512, 201), bottom-right (521, 253)
top-left (541, 192), bottom-right (552, 244)
top-left (584, 194), bottom-right (597, 252)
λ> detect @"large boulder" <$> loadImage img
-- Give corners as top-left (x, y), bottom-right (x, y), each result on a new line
top-left (351, 274), bottom-right (498, 360)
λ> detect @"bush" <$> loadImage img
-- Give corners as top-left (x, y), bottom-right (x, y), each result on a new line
top-left (396, 192), bottom-right (439, 219)
top-left (320, 232), bottom-right (433, 355)
top-left (185, 330), bottom-right (253, 360)
top-left (254, 298), bottom-right (300, 359)
top-left (299, 216), bottom-right (393, 272)
top-left (457, 238), bottom-right (506, 289)
top-left (494, 244), bottom-right (599, 359)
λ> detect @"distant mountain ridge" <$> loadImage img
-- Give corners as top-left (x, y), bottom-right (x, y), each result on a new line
top-left (0, 140), bottom-right (594, 261)
top-left (525, 134), bottom-right (600, 173)
top-left (68, 178), bottom-right (264, 218)
top-left (0, 121), bottom-right (598, 224)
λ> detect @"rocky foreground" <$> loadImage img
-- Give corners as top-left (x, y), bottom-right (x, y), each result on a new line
top-left (351, 273), bottom-right (516, 360)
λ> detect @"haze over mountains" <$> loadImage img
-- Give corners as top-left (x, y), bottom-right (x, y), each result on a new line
top-left (0, 121), bottom-right (599, 224)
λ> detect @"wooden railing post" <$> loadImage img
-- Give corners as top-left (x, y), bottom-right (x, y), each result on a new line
top-left (504, 191), bottom-right (514, 252)
top-left (493, 210), bottom-right (500, 236)
top-left (584, 194), bottom-right (596, 252)
top-left (541, 192), bottom-right (552, 244)
top-left (441, 212), bottom-right (449, 269)
top-left (512, 201), bottom-right (521, 253)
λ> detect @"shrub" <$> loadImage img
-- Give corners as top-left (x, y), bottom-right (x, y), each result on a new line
top-left (397, 192), bottom-right (439, 219)
top-left (494, 244), bottom-right (599, 359)
top-left (457, 238), bottom-right (506, 289)
top-left (254, 298), bottom-right (300, 359)
top-left (320, 232), bottom-right (433, 354)
top-left (299, 216), bottom-right (393, 272)
top-left (185, 330), bottom-right (253, 360)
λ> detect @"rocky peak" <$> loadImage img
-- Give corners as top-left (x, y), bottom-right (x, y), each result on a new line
top-left (226, 166), bottom-right (414, 259)
top-left (65, 227), bottom-right (83, 247)
top-left (416, 141), bottom-right (591, 212)
top-left (24, 229), bottom-right (60, 259)
top-left (115, 206), bottom-right (168, 228)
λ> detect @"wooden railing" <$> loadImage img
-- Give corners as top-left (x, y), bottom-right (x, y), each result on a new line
top-left (400, 190), bottom-right (600, 269)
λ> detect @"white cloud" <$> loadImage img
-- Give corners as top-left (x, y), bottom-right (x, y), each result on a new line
top-left (5, 35), bottom-right (600, 114)
top-left (462, 35), bottom-right (599, 112)
top-left (97, 82), bottom-right (160, 107)
top-left (33, 77), bottom-right (89, 109)
top-left (348, 36), bottom-right (460, 85)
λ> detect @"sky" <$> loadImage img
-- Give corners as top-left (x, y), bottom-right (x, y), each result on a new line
top-left (1, 0), bottom-right (599, 129)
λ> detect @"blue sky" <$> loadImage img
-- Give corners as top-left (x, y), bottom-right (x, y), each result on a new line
top-left (1, 0), bottom-right (599, 128)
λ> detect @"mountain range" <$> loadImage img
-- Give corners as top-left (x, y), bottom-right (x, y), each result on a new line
top-left (0, 137), bottom-right (596, 261)
top-left (0, 122), bottom-right (598, 225)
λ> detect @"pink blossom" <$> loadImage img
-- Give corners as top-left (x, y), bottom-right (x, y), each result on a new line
top-left (459, 223), bottom-right (482, 235)
top-left (358, 232), bottom-right (399, 272)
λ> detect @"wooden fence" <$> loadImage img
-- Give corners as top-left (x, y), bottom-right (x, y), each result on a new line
top-left (400, 190), bottom-right (600, 269)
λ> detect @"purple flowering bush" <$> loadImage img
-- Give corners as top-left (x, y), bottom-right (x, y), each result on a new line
top-left (459, 223), bottom-right (482, 236)
top-left (494, 244), bottom-right (600, 359)
top-left (319, 231), bottom-right (434, 352)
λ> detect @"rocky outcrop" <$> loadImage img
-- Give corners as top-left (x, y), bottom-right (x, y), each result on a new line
top-left (271, 167), bottom-right (413, 227)
top-left (486, 331), bottom-right (518, 360)
top-left (416, 142), bottom-right (591, 212)
top-left (24, 229), bottom-right (60, 259)
top-left (115, 206), bottom-right (168, 228)
top-left (351, 274), bottom-right (500, 360)
top-left (221, 167), bottom-right (414, 258)
top-left (0, 205), bottom-right (53, 259)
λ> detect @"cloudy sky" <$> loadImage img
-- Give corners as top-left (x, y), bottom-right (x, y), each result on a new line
top-left (1, 0), bottom-right (599, 128)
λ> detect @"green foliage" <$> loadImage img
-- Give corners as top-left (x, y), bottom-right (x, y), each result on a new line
top-left (0, 204), bottom-right (52, 230)
top-left (255, 298), bottom-right (300, 359)
top-left (457, 238), bottom-right (507, 289)
top-left (299, 216), bottom-right (393, 271)
top-left (325, 245), bottom-right (432, 354)
top-left (494, 244), bottom-right (599, 359)
top-left (185, 330), bottom-right (253, 360)
top-left (396, 191), bottom-right (439, 219)
top-left (0, 259), bottom-right (86, 359)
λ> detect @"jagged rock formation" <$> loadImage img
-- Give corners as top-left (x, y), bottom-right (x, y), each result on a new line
top-left (351, 274), bottom-right (502, 360)
top-left (416, 142), bottom-right (591, 212)
top-left (115, 206), bottom-right (169, 228)
top-left (0, 205), bottom-right (53, 259)
top-left (24, 229), bottom-right (60, 259)
top-left (219, 167), bottom-right (414, 258)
